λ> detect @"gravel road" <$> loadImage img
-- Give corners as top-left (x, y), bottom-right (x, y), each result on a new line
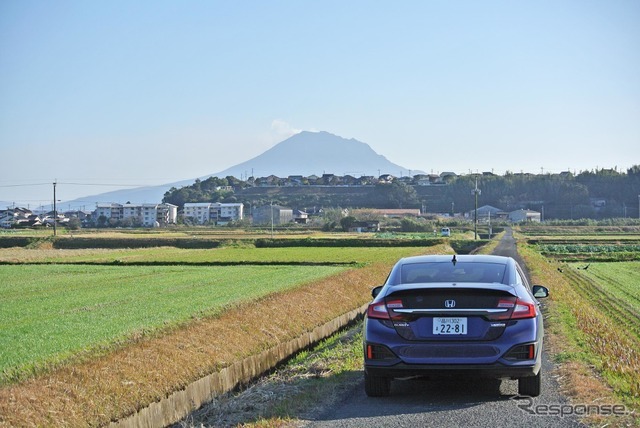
top-left (303, 228), bottom-right (586, 428)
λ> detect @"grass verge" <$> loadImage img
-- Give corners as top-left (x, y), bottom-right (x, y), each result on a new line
top-left (517, 243), bottom-right (640, 427)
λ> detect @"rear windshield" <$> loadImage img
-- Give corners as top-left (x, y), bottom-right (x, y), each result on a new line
top-left (401, 262), bottom-right (506, 284)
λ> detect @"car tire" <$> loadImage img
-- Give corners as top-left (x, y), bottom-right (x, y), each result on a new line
top-left (518, 371), bottom-right (541, 397)
top-left (364, 372), bottom-right (391, 397)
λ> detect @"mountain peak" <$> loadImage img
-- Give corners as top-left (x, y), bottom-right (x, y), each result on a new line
top-left (215, 131), bottom-right (409, 178)
top-left (61, 131), bottom-right (420, 206)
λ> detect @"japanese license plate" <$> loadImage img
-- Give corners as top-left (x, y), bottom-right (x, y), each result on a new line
top-left (433, 317), bottom-right (467, 335)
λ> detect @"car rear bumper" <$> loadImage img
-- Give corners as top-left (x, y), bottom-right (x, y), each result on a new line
top-left (364, 360), bottom-right (541, 380)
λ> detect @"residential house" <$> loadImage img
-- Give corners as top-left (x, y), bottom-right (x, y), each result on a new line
top-left (1, 208), bottom-right (32, 228)
top-left (255, 175), bottom-right (282, 187)
top-left (286, 176), bottom-right (306, 186)
top-left (342, 175), bottom-right (358, 186)
top-left (378, 174), bottom-right (395, 184)
top-left (0, 208), bottom-right (56, 228)
top-left (320, 174), bottom-right (340, 185)
top-left (356, 176), bottom-right (376, 186)
top-left (293, 210), bottom-right (309, 224)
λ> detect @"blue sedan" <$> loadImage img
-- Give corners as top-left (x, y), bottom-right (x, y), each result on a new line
top-left (364, 254), bottom-right (549, 397)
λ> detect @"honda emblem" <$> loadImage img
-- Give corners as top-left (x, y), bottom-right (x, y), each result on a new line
top-left (444, 299), bottom-right (456, 308)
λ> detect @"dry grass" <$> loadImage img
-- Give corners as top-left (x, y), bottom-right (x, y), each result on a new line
top-left (0, 247), bottom-right (113, 263)
top-left (0, 244), bottom-right (450, 427)
top-left (179, 327), bottom-right (363, 428)
top-left (518, 244), bottom-right (639, 426)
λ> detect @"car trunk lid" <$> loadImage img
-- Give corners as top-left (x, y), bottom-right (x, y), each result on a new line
top-left (383, 284), bottom-right (518, 341)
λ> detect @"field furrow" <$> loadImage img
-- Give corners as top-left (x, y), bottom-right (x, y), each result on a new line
top-left (563, 268), bottom-right (640, 340)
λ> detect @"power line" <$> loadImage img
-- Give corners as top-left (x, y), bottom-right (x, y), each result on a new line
top-left (0, 182), bottom-right (149, 188)
top-left (56, 182), bottom-right (150, 187)
top-left (0, 183), bottom-right (50, 188)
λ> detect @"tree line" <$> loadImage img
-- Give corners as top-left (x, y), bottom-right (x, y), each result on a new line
top-left (163, 166), bottom-right (640, 220)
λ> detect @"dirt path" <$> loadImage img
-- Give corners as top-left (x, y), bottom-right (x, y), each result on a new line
top-left (491, 227), bottom-right (526, 267)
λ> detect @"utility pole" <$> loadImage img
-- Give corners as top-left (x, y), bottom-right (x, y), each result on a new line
top-left (53, 180), bottom-right (57, 236)
top-left (471, 177), bottom-right (481, 240)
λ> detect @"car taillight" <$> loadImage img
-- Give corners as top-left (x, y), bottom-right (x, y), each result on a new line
top-left (367, 302), bottom-right (390, 319)
top-left (511, 299), bottom-right (537, 319)
top-left (488, 298), bottom-right (516, 320)
top-left (489, 297), bottom-right (537, 320)
top-left (366, 299), bottom-right (402, 320)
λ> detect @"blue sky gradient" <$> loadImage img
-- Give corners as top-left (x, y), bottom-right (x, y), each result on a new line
top-left (1, 1), bottom-right (639, 205)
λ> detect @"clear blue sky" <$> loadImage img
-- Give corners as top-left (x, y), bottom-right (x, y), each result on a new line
top-left (1, 0), bottom-right (639, 206)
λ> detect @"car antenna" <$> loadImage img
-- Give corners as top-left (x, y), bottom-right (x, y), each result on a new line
top-left (452, 255), bottom-right (457, 266)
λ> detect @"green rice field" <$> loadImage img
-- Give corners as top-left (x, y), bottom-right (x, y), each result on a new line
top-left (0, 264), bottom-right (346, 383)
top-left (0, 246), bottom-right (428, 384)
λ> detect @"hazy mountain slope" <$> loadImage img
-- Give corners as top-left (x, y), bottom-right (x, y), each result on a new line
top-left (61, 131), bottom-right (418, 206)
top-left (215, 131), bottom-right (416, 178)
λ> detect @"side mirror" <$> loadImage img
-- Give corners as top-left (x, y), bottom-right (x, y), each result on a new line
top-left (532, 285), bottom-right (549, 299)
top-left (371, 286), bottom-right (383, 298)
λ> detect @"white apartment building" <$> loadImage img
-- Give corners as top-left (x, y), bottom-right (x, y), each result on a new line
top-left (183, 202), bottom-right (244, 225)
top-left (94, 203), bottom-right (178, 227)
top-left (182, 203), bottom-right (212, 224)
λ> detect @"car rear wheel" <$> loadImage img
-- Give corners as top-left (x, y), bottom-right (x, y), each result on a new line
top-left (518, 371), bottom-right (541, 397)
top-left (364, 372), bottom-right (391, 397)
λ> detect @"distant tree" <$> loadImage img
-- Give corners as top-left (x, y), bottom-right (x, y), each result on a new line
top-left (321, 208), bottom-right (345, 231)
top-left (628, 165), bottom-right (640, 177)
top-left (374, 182), bottom-right (419, 208)
top-left (66, 218), bottom-right (82, 230)
top-left (97, 215), bottom-right (108, 228)
top-left (340, 216), bottom-right (357, 231)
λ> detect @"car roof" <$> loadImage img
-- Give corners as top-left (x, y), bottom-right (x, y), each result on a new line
top-left (397, 254), bottom-right (513, 265)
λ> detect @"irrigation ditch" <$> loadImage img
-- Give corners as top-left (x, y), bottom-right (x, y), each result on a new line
top-left (111, 304), bottom-right (367, 428)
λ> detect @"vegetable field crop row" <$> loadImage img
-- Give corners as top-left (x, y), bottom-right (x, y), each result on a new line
top-left (539, 244), bottom-right (640, 253)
